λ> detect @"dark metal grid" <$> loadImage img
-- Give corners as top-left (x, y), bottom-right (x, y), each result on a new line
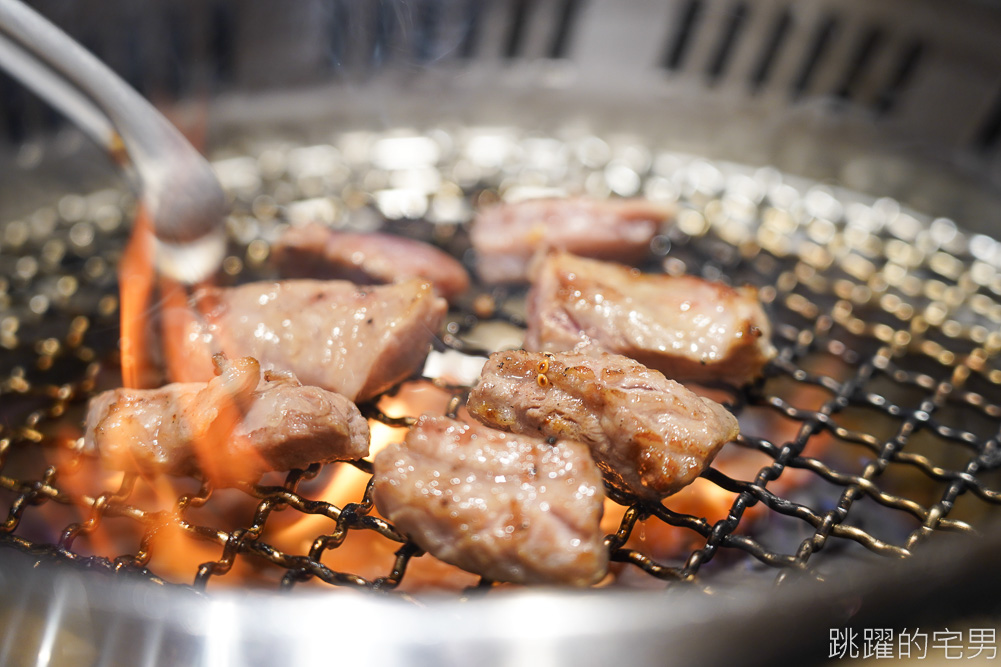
top-left (1, 131), bottom-right (1000, 595)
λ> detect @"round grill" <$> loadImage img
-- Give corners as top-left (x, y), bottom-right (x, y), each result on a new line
top-left (2, 125), bottom-right (999, 596)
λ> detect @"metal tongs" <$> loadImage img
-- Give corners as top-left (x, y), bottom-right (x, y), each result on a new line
top-left (0, 0), bottom-right (226, 284)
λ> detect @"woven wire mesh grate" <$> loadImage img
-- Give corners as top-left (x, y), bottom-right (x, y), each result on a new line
top-left (1, 127), bottom-right (1000, 595)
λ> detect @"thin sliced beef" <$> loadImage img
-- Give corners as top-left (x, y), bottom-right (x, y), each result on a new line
top-left (526, 252), bottom-right (775, 385)
top-left (272, 223), bottom-right (470, 303)
top-left (470, 197), bottom-right (672, 283)
top-left (466, 350), bottom-right (739, 501)
top-left (84, 356), bottom-right (370, 483)
top-left (163, 278), bottom-right (447, 402)
top-left (373, 415), bottom-right (608, 586)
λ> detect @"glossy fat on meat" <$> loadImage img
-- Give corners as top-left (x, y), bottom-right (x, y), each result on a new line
top-left (470, 197), bottom-right (672, 283)
top-left (84, 357), bottom-right (370, 482)
top-left (271, 223), bottom-right (470, 302)
top-left (164, 278), bottom-right (447, 402)
top-left (467, 350), bottom-right (739, 501)
top-left (373, 415), bottom-right (608, 586)
top-left (526, 252), bottom-right (775, 386)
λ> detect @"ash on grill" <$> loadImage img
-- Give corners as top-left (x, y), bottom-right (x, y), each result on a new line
top-left (1, 129), bottom-right (1000, 594)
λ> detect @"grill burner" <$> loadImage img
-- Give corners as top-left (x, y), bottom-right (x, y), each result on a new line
top-left (1, 126), bottom-right (1000, 595)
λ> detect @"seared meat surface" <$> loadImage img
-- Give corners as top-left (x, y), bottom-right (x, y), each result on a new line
top-left (84, 357), bottom-right (370, 483)
top-left (164, 278), bottom-right (447, 402)
top-left (470, 197), bottom-right (671, 283)
top-left (526, 252), bottom-right (775, 385)
top-left (373, 415), bottom-right (608, 586)
top-left (272, 223), bottom-right (470, 303)
top-left (467, 350), bottom-right (739, 501)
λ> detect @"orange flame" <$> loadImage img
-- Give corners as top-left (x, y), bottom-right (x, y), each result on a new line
top-left (87, 114), bottom-right (273, 585)
top-left (118, 207), bottom-right (156, 389)
top-left (102, 205), bottom-right (251, 585)
top-left (117, 206), bottom-right (267, 487)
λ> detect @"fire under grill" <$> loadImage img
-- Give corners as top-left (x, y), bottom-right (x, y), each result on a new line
top-left (1, 126), bottom-right (1000, 596)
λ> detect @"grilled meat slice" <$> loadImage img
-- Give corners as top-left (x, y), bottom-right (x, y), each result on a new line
top-left (84, 356), bottom-right (370, 483)
top-left (467, 350), bottom-right (739, 501)
top-left (470, 197), bottom-right (671, 283)
top-left (373, 415), bottom-right (608, 586)
top-left (164, 278), bottom-right (447, 402)
top-left (526, 252), bottom-right (775, 385)
top-left (272, 223), bottom-right (470, 303)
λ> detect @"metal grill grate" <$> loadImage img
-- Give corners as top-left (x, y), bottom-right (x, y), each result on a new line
top-left (1, 127), bottom-right (1000, 595)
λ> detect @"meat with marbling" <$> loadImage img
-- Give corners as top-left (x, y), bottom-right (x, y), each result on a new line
top-left (84, 356), bottom-right (370, 483)
top-left (162, 278), bottom-right (446, 402)
top-left (467, 349), bottom-right (739, 501)
top-left (526, 252), bottom-right (775, 385)
top-left (470, 197), bottom-right (672, 283)
top-left (373, 415), bottom-right (608, 586)
top-left (272, 223), bottom-right (470, 303)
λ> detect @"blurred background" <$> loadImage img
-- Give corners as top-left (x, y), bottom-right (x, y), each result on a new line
top-left (3, 0), bottom-right (1001, 236)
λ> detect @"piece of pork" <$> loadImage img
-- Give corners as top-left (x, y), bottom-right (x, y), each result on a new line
top-left (84, 356), bottom-right (370, 483)
top-left (466, 350), bottom-right (739, 501)
top-left (526, 252), bottom-right (775, 386)
top-left (470, 197), bottom-right (672, 283)
top-left (162, 278), bottom-right (447, 402)
top-left (272, 223), bottom-right (470, 303)
top-left (373, 415), bottom-right (608, 586)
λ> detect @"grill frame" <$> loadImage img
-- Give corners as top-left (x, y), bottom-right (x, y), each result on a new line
top-left (3, 515), bottom-right (1001, 666)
